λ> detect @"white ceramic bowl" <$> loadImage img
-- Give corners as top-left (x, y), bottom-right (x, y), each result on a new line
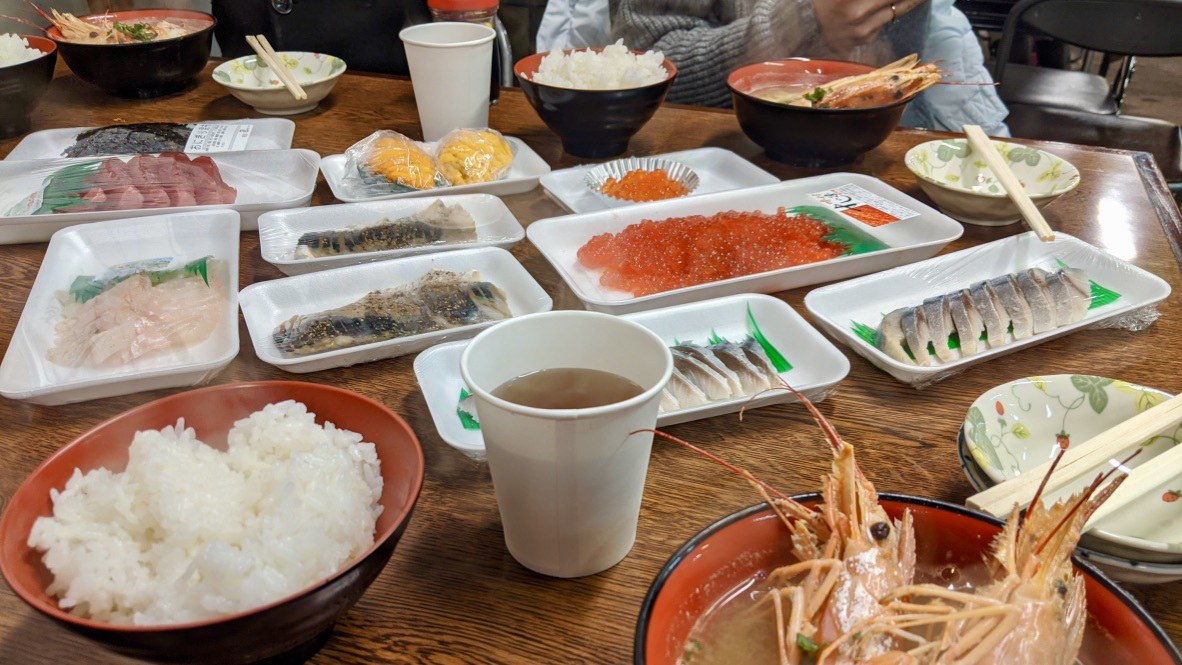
top-left (904, 138), bottom-right (1080, 225)
top-left (963, 374), bottom-right (1182, 562)
top-left (213, 52), bottom-right (346, 115)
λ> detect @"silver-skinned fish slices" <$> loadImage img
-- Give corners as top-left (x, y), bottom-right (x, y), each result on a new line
top-left (1015, 268), bottom-right (1056, 334)
top-left (876, 308), bottom-right (911, 364)
top-left (967, 281), bottom-right (1007, 348)
top-left (947, 290), bottom-right (984, 355)
top-left (989, 275), bottom-right (1034, 339)
top-left (658, 339), bottom-right (781, 411)
top-left (921, 296), bottom-right (957, 362)
top-left (1044, 268), bottom-right (1091, 324)
top-left (672, 345), bottom-right (743, 395)
top-left (670, 349), bottom-right (734, 401)
top-left (900, 307), bottom-right (933, 366)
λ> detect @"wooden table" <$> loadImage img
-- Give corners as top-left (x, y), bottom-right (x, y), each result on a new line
top-left (2, 66), bottom-right (1180, 664)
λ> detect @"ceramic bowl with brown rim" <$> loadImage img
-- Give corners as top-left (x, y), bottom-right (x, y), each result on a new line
top-left (0, 381), bottom-right (424, 664)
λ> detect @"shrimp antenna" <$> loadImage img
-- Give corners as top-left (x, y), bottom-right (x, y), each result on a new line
top-left (0, 14), bottom-right (44, 31)
top-left (20, 0), bottom-right (53, 24)
top-left (1032, 449), bottom-right (1140, 557)
top-left (774, 378), bottom-right (844, 454)
top-left (636, 428), bottom-right (799, 506)
top-left (1024, 442), bottom-right (1070, 524)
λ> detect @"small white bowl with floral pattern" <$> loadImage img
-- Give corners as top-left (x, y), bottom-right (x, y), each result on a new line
top-left (964, 374), bottom-right (1182, 562)
top-left (213, 51), bottom-right (346, 115)
top-left (905, 138), bottom-right (1080, 226)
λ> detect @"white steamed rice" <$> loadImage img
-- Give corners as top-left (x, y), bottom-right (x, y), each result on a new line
top-left (28, 400), bottom-right (384, 626)
top-left (531, 39), bottom-right (667, 90)
top-left (0, 33), bottom-right (43, 68)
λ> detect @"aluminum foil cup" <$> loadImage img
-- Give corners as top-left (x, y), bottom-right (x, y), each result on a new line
top-left (583, 157), bottom-right (699, 208)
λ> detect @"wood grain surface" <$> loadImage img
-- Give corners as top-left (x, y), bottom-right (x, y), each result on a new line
top-left (1, 64), bottom-right (1180, 664)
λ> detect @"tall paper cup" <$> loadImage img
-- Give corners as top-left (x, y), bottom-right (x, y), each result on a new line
top-left (399, 22), bottom-right (495, 141)
top-left (460, 311), bottom-right (673, 578)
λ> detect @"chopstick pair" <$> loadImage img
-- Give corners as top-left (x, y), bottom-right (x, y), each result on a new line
top-left (245, 34), bottom-right (307, 101)
top-left (962, 124), bottom-right (1056, 242)
top-left (966, 392), bottom-right (1182, 522)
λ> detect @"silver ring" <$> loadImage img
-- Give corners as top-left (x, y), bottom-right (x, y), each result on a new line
top-left (890, 3), bottom-right (898, 23)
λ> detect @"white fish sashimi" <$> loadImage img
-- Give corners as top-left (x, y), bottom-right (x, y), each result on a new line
top-left (875, 308), bottom-right (912, 364)
top-left (660, 369), bottom-right (710, 411)
top-left (737, 338), bottom-right (780, 379)
top-left (1045, 269), bottom-right (1091, 324)
top-left (673, 345), bottom-right (743, 395)
top-left (1015, 268), bottom-right (1056, 334)
top-left (921, 296), bottom-right (956, 362)
top-left (900, 307), bottom-right (933, 366)
top-left (947, 290), bottom-right (984, 356)
top-left (710, 342), bottom-right (776, 393)
top-left (967, 281), bottom-right (1007, 348)
top-left (990, 275), bottom-right (1034, 340)
top-left (670, 349), bottom-right (734, 401)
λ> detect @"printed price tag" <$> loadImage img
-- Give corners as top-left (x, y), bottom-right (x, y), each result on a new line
top-left (184, 123), bottom-right (253, 153)
top-left (809, 183), bottom-right (919, 227)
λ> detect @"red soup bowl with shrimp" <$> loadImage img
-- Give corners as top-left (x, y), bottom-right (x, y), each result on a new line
top-left (0, 381), bottom-right (424, 664)
top-left (728, 58), bottom-right (912, 168)
top-left (636, 494), bottom-right (1182, 664)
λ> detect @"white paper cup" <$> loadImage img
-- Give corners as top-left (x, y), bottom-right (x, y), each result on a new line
top-left (399, 22), bottom-right (495, 142)
top-left (460, 311), bottom-right (673, 578)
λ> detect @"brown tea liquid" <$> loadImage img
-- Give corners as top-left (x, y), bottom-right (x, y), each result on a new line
top-left (492, 368), bottom-right (644, 409)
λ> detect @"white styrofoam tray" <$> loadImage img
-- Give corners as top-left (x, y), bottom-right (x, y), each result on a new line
top-left (0, 210), bottom-right (241, 405)
top-left (414, 293), bottom-right (851, 460)
top-left (0, 148), bottom-right (319, 243)
top-left (257, 194), bottom-right (525, 276)
top-left (4, 119), bottom-right (296, 161)
top-left (804, 232), bottom-right (1173, 386)
top-left (320, 136), bottom-right (550, 203)
top-left (540, 147), bottom-right (780, 214)
top-left (528, 172), bottom-right (964, 314)
top-left (240, 247), bottom-right (553, 374)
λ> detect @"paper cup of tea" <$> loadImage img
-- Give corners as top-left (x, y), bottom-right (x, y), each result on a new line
top-left (399, 22), bottom-right (494, 142)
top-left (460, 311), bottom-right (673, 578)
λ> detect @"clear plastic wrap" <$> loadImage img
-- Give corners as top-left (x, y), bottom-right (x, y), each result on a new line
top-left (0, 211), bottom-right (240, 405)
top-left (804, 231), bottom-right (1172, 389)
top-left (5, 119), bottom-right (295, 161)
top-left (0, 149), bottom-right (319, 242)
top-left (338, 128), bottom-right (517, 199)
top-left (257, 194), bottom-right (526, 276)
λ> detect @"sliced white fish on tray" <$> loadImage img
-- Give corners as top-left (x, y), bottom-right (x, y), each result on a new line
top-left (1015, 268), bottom-right (1056, 334)
top-left (989, 275), bottom-right (1034, 340)
top-left (658, 338), bottom-right (780, 411)
top-left (873, 267), bottom-right (1097, 366)
top-left (947, 290), bottom-right (984, 356)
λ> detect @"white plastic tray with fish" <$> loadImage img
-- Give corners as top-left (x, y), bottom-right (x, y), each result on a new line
top-left (804, 232), bottom-right (1172, 386)
top-left (539, 147), bottom-right (780, 214)
top-left (527, 173), bottom-right (964, 314)
top-left (257, 194), bottom-right (526, 276)
top-left (240, 246), bottom-right (553, 374)
top-left (0, 148), bottom-right (320, 243)
top-left (0, 210), bottom-right (241, 405)
top-left (320, 137), bottom-right (551, 203)
top-left (3, 119), bottom-right (296, 161)
top-left (414, 293), bottom-right (850, 460)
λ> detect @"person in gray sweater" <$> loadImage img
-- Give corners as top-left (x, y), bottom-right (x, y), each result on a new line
top-left (614, 0), bottom-right (930, 107)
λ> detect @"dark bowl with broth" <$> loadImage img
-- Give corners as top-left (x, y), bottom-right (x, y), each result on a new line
top-left (727, 58), bottom-right (911, 168)
top-left (49, 9), bottom-right (215, 98)
top-left (635, 493), bottom-right (1182, 665)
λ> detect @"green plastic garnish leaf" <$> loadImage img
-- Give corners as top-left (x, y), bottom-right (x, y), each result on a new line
top-left (748, 304), bottom-right (791, 372)
top-left (68, 275), bottom-right (103, 303)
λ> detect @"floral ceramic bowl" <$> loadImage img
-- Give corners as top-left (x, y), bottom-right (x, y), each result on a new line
top-left (213, 52), bottom-right (346, 115)
top-left (905, 138), bottom-right (1080, 226)
top-left (964, 374), bottom-right (1182, 562)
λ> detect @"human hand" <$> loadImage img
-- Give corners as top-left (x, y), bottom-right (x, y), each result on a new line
top-left (812, 0), bottom-right (924, 53)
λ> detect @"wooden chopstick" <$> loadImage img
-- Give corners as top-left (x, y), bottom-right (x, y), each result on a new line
top-left (966, 392), bottom-right (1182, 518)
top-left (1084, 442), bottom-right (1182, 530)
top-left (962, 124), bottom-right (1055, 242)
top-left (245, 34), bottom-right (307, 101)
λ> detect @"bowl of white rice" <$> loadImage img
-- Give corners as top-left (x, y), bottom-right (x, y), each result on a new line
top-left (0, 33), bottom-right (56, 139)
top-left (0, 381), bottom-right (424, 665)
top-left (514, 40), bottom-right (677, 158)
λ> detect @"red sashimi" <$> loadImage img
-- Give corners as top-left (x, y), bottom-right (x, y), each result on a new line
top-left (576, 208), bottom-right (848, 297)
top-left (47, 154), bottom-right (238, 214)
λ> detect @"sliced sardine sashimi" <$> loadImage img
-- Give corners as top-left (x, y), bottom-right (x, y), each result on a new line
top-left (876, 308), bottom-right (911, 364)
top-left (658, 340), bottom-right (781, 412)
top-left (1015, 268), bottom-right (1056, 334)
top-left (947, 290), bottom-right (984, 356)
top-left (1044, 270), bottom-right (1090, 325)
top-left (967, 281), bottom-right (1008, 348)
top-left (671, 350), bottom-right (733, 401)
top-left (900, 306), bottom-right (934, 366)
top-left (921, 296), bottom-right (957, 362)
top-left (989, 275), bottom-right (1034, 340)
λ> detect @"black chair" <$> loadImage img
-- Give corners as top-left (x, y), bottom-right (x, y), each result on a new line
top-left (992, 0), bottom-right (1182, 183)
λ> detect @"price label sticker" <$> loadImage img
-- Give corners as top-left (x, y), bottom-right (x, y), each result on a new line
top-left (810, 183), bottom-right (919, 227)
top-left (184, 123), bottom-right (253, 153)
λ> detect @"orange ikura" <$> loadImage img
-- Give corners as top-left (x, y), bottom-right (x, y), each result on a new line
top-left (577, 208), bottom-right (848, 296)
top-left (600, 169), bottom-right (689, 202)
